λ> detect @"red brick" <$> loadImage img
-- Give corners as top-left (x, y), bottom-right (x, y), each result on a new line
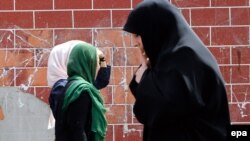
top-left (229, 103), bottom-right (250, 122)
top-left (93, 0), bottom-right (130, 9)
top-left (208, 47), bottom-right (230, 64)
top-left (112, 10), bottom-right (130, 27)
top-left (132, 0), bottom-right (142, 8)
top-left (16, 30), bottom-right (53, 48)
top-left (96, 47), bottom-right (112, 65)
top-left (232, 47), bottom-right (250, 64)
top-left (211, 27), bottom-right (249, 45)
top-left (100, 86), bottom-right (112, 104)
top-left (128, 92), bottom-right (136, 104)
top-left (110, 67), bottom-right (133, 86)
top-left (126, 47), bottom-right (142, 66)
top-left (232, 66), bottom-right (249, 83)
top-left (211, 0), bottom-right (249, 6)
top-left (35, 49), bottom-right (50, 67)
top-left (231, 8), bottom-right (250, 25)
top-left (94, 29), bottom-right (131, 47)
top-left (191, 8), bottom-right (229, 26)
top-left (0, 0), bottom-right (13, 10)
top-left (54, 29), bottom-right (92, 45)
top-left (225, 85), bottom-right (231, 102)
top-left (232, 85), bottom-right (250, 103)
top-left (106, 105), bottom-right (132, 124)
top-left (112, 46), bottom-right (142, 67)
top-left (0, 49), bottom-right (34, 67)
top-left (113, 85), bottom-right (135, 104)
top-left (0, 30), bottom-right (14, 48)
top-left (181, 9), bottom-right (190, 25)
top-left (36, 87), bottom-right (51, 104)
top-left (172, 0), bottom-right (210, 7)
top-left (16, 0), bottom-right (53, 10)
top-left (192, 27), bottom-right (210, 46)
top-left (16, 68), bottom-right (48, 86)
top-left (0, 68), bottom-right (14, 86)
top-left (55, 0), bottom-right (91, 9)
top-left (113, 48), bottom-right (126, 66)
top-left (220, 66), bottom-right (231, 83)
top-left (114, 125), bottom-right (143, 141)
top-left (35, 11), bottom-right (72, 28)
top-left (74, 11), bottom-right (111, 28)
top-left (105, 125), bottom-right (113, 141)
top-left (0, 12), bottom-right (33, 29)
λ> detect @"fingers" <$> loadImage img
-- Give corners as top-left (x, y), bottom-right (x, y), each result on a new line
top-left (96, 48), bottom-right (107, 67)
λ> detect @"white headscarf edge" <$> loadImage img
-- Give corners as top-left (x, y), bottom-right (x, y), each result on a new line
top-left (47, 40), bottom-right (86, 87)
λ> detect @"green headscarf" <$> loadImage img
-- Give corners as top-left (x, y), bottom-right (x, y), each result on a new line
top-left (62, 42), bottom-right (107, 141)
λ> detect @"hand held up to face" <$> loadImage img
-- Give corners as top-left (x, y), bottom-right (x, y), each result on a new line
top-left (96, 49), bottom-right (107, 68)
top-left (95, 48), bottom-right (111, 89)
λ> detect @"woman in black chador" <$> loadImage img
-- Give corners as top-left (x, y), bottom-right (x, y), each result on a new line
top-left (124, 0), bottom-right (230, 141)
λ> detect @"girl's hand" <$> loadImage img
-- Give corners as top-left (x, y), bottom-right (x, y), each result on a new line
top-left (97, 49), bottom-right (107, 67)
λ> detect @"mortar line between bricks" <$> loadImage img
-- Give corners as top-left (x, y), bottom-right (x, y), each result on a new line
top-left (1, 7), bottom-right (250, 12)
top-left (0, 8), bottom-right (132, 12)
top-left (0, 27), bottom-right (123, 30)
top-left (229, 8), bottom-right (232, 26)
top-left (229, 102), bottom-right (250, 104)
top-left (33, 11), bottom-right (35, 29)
top-left (110, 10), bottom-right (113, 28)
top-left (231, 122), bottom-right (250, 124)
top-left (53, 0), bottom-right (55, 10)
top-left (52, 29), bottom-right (55, 47)
top-left (72, 10), bottom-right (74, 28)
top-left (91, 0), bottom-right (94, 9)
top-left (13, 0), bottom-right (16, 11)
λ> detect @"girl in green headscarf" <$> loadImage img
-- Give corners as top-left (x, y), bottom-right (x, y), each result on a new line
top-left (55, 41), bottom-right (107, 141)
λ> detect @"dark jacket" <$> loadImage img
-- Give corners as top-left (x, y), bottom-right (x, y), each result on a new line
top-left (51, 80), bottom-right (94, 141)
top-left (129, 48), bottom-right (230, 141)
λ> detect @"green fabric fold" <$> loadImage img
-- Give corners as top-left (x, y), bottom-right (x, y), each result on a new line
top-left (62, 42), bottom-right (107, 141)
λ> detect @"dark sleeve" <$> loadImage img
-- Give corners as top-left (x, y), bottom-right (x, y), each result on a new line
top-left (65, 91), bottom-right (92, 141)
top-left (129, 75), bottom-right (138, 97)
top-left (132, 69), bottom-right (192, 127)
top-left (129, 64), bottom-right (142, 97)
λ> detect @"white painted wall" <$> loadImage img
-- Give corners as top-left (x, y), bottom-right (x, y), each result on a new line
top-left (0, 87), bottom-right (54, 141)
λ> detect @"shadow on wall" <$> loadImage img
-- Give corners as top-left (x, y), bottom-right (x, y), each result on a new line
top-left (0, 87), bottom-right (54, 141)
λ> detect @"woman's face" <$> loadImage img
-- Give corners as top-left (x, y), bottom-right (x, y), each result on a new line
top-left (132, 34), bottom-right (144, 52)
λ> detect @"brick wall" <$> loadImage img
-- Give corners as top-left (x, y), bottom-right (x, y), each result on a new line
top-left (0, 0), bottom-right (249, 140)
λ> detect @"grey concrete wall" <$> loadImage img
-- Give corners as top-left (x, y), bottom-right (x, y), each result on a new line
top-left (0, 87), bottom-right (54, 141)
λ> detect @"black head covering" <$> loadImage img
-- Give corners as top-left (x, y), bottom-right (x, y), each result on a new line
top-left (124, 0), bottom-right (222, 80)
